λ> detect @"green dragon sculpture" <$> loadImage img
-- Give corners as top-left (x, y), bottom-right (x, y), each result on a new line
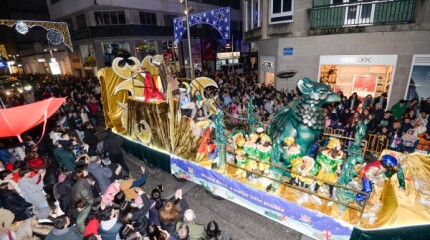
top-left (268, 78), bottom-right (341, 161)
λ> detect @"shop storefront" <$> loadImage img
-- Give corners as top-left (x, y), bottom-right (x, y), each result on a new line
top-left (405, 54), bottom-right (430, 100)
top-left (259, 56), bottom-right (275, 86)
top-left (318, 55), bottom-right (398, 102)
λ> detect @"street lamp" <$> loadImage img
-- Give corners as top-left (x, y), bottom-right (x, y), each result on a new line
top-left (180, 0), bottom-right (194, 80)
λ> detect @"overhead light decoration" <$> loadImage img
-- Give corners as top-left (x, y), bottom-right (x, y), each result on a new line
top-left (15, 21), bottom-right (29, 35)
top-left (0, 19), bottom-right (73, 51)
top-left (47, 29), bottom-right (64, 45)
top-left (173, 7), bottom-right (230, 42)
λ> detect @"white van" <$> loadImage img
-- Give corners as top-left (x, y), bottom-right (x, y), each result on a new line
top-left (218, 63), bottom-right (243, 75)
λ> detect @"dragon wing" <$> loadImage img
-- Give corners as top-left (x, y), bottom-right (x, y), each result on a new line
top-left (267, 105), bottom-right (294, 141)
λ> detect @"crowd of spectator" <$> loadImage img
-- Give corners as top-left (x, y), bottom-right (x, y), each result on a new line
top-left (0, 73), bottom-right (230, 240)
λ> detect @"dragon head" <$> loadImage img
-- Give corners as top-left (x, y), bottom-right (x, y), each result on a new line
top-left (297, 77), bottom-right (341, 106)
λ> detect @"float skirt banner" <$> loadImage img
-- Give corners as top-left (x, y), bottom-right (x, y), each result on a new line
top-left (170, 156), bottom-right (353, 240)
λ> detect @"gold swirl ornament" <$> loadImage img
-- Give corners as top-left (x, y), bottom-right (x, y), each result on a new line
top-left (133, 119), bottom-right (152, 144)
top-left (117, 101), bottom-right (128, 130)
top-left (114, 78), bottom-right (145, 98)
top-left (142, 55), bottom-right (164, 76)
top-left (112, 57), bottom-right (141, 79)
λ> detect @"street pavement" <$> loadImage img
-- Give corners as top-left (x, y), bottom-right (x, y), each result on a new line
top-left (123, 150), bottom-right (306, 240)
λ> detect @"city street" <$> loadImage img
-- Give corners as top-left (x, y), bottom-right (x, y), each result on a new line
top-left (123, 150), bottom-right (306, 240)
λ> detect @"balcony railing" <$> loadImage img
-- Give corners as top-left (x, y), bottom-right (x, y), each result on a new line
top-left (311, 0), bottom-right (417, 29)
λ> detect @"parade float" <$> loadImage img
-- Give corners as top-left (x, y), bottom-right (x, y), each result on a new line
top-left (95, 6), bottom-right (430, 240)
top-left (97, 55), bottom-right (430, 239)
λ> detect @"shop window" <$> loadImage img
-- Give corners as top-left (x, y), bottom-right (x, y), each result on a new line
top-left (95, 11), bottom-right (126, 25)
top-left (164, 14), bottom-right (177, 27)
top-left (331, 0), bottom-right (376, 26)
top-left (246, 0), bottom-right (261, 31)
top-left (270, 0), bottom-right (294, 24)
top-left (76, 14), bottom-right (87, 29)
top-left (140, 12), bottom-right (157, 25)
top-left (102, 42), bottom-right (131, 66)
top-left (406, 55), bottom-right (430, 100)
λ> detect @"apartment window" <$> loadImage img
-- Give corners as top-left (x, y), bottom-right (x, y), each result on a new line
top-left (140, 12), bottom-right (157, 25)
top-left (164, 14), bottom-right (177, 27)
top-left (76, 14), bottom-right (87, 29)
top-left (95, 11), bottom-right (126, 25)
top-left (270, 0), bottom-right (294, 24)
top-left (64, 18), bottom-right (74, 31)
top-left (246, 0), bottom-right (260, 31)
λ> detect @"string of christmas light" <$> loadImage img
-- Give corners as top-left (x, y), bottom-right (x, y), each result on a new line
top-left (173, 7), bottom-right (230, 43)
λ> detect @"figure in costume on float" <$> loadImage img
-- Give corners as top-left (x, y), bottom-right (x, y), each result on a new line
top-left (356, 154), bottom-right (405, 205)
top-left (282, 137), bottom-right (302, 177)
top-left (290, 156), bottom-right (320, 189)
top-left (244, 133), bottom-right (259, 180)
top-left (234, 136), bottom-right (247, 178)
top-left (265, 137), bottom-right (302, 192)
top-left (256, 133), bottom-right (272, 175)
top-left (314, 138), bottom-right (343, 198)
top-left (179, 85), bottom-right (196, 118)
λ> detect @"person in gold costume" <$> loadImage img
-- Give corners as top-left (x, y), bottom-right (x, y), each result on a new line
top-left (243, 133), bottom-right (259, 180)
top-left (256, 133), bottom-right (272, 175)
top-left (314, 138), bottom-right (343, 198)
top-left (234, 136), bottom-right (248, 178)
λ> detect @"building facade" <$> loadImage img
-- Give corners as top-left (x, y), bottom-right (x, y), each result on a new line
top-left (46, 0), bottom-right (242, 77)
top-left (243, 0), bottom-right (430, 108)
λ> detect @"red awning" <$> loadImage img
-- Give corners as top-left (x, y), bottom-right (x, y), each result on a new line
top-left (0, 97), bottom-right (66, 142)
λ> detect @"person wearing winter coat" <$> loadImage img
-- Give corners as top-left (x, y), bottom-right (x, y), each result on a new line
top-left (101, 167), bottom-right (147, 205)
top-left (103, 128), bottom-right (129, 174)
top-left (71, 169), bottom-right (95, 206)
top-left (98, 206), bottom-right (123, 240)
top-left (119, 188), bottom-right (153, 236)
top-left (175, 209), bottom-right (205, 240)
top-left (54, 143), bottom-right (76, 171)
top-left (45, 216), bottom-right (82, 240)
top-left (87, 156), bottom-right (112, 193)
top-left (83, 122), bottom-right (98, 156)
top-left (55, 172), bottom-right (76, 220)
top-left (159, 189), bottom-right (190, 235)
top-left (18, 167), bottom-right (52, 221)
top-left (0, 182), bottom-right (33, 222)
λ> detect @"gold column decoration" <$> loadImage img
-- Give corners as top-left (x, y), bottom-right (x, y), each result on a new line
top-left (0, 19), bottom-right (73, 51)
